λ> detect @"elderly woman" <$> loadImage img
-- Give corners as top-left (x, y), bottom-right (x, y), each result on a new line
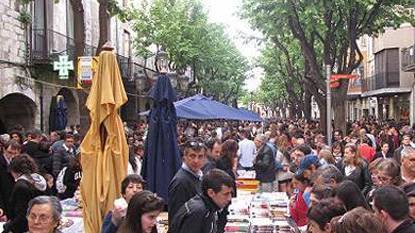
top-left (26, 196), bottom-right (62, 233)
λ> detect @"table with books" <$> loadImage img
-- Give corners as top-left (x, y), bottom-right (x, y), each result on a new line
top-left (227, 170), bottom-right (300, 233)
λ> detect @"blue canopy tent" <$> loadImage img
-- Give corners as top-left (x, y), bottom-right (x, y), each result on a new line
top-left (238, 107), bottom-right (263, 122)
top-left (139, 94), bottom-right (262, 122)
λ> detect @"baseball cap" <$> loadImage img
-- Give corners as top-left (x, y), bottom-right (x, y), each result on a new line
top-left (296, 154), bottom-right (320, 176)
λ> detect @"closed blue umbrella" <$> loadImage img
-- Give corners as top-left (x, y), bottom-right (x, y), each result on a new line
top-left (55, 97), bottom-right (68, 130)
top-left (141, 74), bottom-right (181, 202)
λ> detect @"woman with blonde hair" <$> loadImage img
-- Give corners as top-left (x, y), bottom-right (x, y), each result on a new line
top-left (336, 143), bottom-right (372, 195)
top-left (318, 149), bottom-right (335, 167)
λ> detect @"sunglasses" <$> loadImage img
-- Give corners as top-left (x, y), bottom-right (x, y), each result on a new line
top-left (184, 139), bottom-right (206, 150)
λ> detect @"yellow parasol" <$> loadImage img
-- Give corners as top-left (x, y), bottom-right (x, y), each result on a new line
top-left (80, 43), bottom-right (129, 233)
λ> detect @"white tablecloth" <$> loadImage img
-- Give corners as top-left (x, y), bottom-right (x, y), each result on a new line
top-left (61, 217), bottom-right (84, 233)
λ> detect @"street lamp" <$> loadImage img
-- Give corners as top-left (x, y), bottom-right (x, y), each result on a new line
top-left (155, 48), bottom-right (169, 74)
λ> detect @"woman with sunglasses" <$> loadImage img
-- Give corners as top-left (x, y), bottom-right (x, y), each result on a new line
top-left (116, 191), bottom-right (164, 233)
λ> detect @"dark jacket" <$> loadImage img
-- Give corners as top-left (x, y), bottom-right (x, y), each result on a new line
top-left (254, 144), bottom-right (276, 183)
top-left (336, 159), bottom-right (372, 195)
top-left (52, 145), bottom-right (76, 177)
top-left (2, 177), bottom-right (45, 233)
top-left (393, 145), bottom-right (413, 165)
top-left (168, 167), bottom-right (201, 227)
top-left (202, 157), bottom-right (217, 175)
top-left (24, 141), bottom-right (52, 173)
top-left (215, 157), bottom-right (236, 233)
top-left (373, 151), bottom-right (393, 160)
top-left (393, 145), bottom-right (405, 165)
top-left (216, 157), bottom-right (236, 197)
top-left (169, 194), bottom-right (220, 233)
top-left (58, 167), bottom-right (82, 200)
top-left (0, 154), bottom-right (15, 217)
top-left (391, 219), bottom-right (415, 233)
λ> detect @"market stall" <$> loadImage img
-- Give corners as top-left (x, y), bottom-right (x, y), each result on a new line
top-left (225, 171), bottom-right (302, 233)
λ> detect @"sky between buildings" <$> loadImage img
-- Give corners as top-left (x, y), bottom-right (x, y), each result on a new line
top-left (203, 0), bottom-right (263, 92)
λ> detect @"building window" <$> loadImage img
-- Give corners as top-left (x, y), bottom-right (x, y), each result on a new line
top-left (33, 0), bottom-right (45, 30)
top-left (66, 0), bottom-right (75, 52)
top-left (123, 30), bottom-right (131, 57)
top-left (32, 0), bottom-right (46, 58)
top-left (374, 48), bottom-right (400, 88)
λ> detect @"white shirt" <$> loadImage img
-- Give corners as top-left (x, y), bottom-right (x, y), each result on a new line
top-left (345, 165), bottom-right (356, 176)
top-left (216, 127), bottom-right (223, 139)
top-left (238, 138), bottom-right (257, 168)
top-left (366, 133), bottom-right (377, 149)
top-left (127, 157), bottom-right (142, 175)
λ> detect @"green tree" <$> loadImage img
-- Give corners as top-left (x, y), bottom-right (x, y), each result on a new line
top-left (242, 0), bottom-right (415, 133)
top-left (131, 0), bottom-right (249, 103)
top-left (257, 40), bottom-right (304, 118)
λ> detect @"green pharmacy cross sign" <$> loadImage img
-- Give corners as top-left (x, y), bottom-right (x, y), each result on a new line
top-left (53, 55), bottom-right (74, 79)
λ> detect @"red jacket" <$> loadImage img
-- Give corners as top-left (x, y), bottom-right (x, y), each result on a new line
top-left (358, 144), bottom-right (375, 162)
top-left (289, 191), bottom-right (308, 227)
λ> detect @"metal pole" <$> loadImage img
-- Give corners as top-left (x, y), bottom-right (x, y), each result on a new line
top-left (326, 65), bottom-right (332, 147)
top-left (40, 83), bottom-right (44, 132)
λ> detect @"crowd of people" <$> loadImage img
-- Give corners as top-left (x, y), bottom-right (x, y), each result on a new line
top-left (1, 118), bottom-right (415, 233)
top-left (167, 119), bottom-right (415, 233)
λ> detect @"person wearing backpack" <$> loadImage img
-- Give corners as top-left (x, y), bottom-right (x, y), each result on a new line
top-left (56, 153), bottom-right (82, 200)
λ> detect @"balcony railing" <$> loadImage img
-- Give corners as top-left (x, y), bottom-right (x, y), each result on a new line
top-left (32, 29), bottom-right (77, 61)
top-left (31, 29), bottom-right (100, 62)
top-left (402, 45), bottom-right (415, 72)
top-left (31, 29), bottom-right (135, 80)
top-left (362, 72), bottom-right (400, 92)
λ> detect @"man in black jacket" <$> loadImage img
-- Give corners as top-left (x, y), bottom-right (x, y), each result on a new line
top-left (23, 129), bottom-right (52, 173)
top-left (0, 140), bottom-right (21, 220)
top-left (253, 134), bottom-right (276, 192)
top-left (394, 134), bottom-right (414, 165)
top-left (202, 138), bottom-right (222, 174)
top-left (169, 169), bottom-right (233, 233)
top-left (168, 138), bottom-right (207, 228)
top-left (52, 134), bottom-right (76, 177)
top-left (373, 186), bottom-right (415, 233)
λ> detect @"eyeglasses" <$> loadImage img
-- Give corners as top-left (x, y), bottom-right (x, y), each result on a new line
top-left (27, 213), bottom-right (53, 223)
top-left (184, 139), bottom-right (206, 150)
top-left (377, 175), bottom-right (392, 183)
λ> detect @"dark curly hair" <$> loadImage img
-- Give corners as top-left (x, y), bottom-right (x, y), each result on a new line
top-left (9, 154), bottom-right (39, 175)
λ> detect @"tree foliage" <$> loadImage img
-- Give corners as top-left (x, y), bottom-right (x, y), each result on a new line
top-left (242, 0), bottom-right (415, 131)
top-left (131, 0), bottom-right (249, 103)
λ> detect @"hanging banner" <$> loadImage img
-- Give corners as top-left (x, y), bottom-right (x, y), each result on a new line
top-left (330, 74), bottom-right (358, 89)
top-left (77, 56), bottom-right (99, 87)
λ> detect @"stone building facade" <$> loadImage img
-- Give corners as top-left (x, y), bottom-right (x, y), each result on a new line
top-left (0, 0), bottom-right (156, 134)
